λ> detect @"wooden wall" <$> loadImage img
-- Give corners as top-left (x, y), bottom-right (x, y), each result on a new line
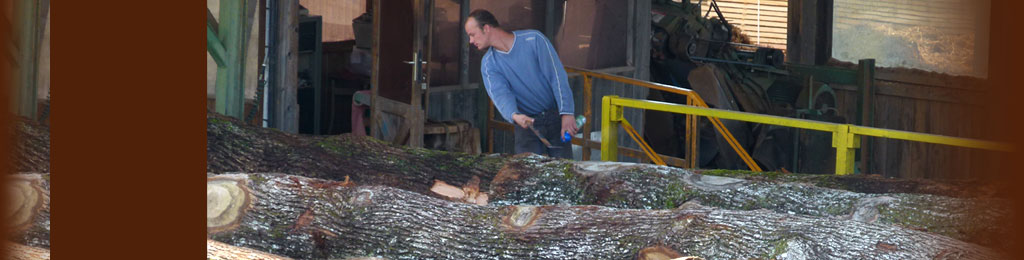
top-left (832, 71), bottom-right (996, 180)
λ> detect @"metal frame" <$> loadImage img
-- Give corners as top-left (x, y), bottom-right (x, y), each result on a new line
top-left (602, 96), bottom-right (1013, 175)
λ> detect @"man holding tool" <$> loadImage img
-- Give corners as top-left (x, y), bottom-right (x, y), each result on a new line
top-left (464, 9), bottom-right (577, 158)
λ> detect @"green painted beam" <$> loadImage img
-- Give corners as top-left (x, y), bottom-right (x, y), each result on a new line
top-left (213, 0), bottom-right (246, 119)
top-left (786, 63), bottom-right (858, 85)
top-left (207, 24), bottom-right (227, 67)
top-left (14, 0), bottom-right (39, 118)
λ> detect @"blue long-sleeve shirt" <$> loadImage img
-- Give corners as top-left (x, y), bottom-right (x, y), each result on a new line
top-left (482, 29), bottom-right (573, 123)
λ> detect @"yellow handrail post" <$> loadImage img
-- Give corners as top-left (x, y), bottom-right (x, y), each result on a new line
top-left (601, 95), bottom-right (621, 161)
top-left (686, 96), bottom-right (697, 168)
top-left (582, 74), bottom-right (594, 161)
top-left (832, 125), bottom-right (860, 175)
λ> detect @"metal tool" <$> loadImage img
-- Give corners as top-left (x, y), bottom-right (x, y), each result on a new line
top-left (528, 125), bottom-right (562, 149)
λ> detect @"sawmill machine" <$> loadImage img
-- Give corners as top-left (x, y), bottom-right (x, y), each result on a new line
top-left (647, 0), bottom-right (844, 173)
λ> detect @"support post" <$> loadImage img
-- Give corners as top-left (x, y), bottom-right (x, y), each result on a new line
top-left (832, 125), bottom-right (859, 175)
top-left (581, 75), bottom-right (593, 161)
top-left (601, 96), bottom-right (621, 161)
top-left (14, 0), bottom-right (40, 118)
top-left (214, 0), bottom-right (247, 119)
top-left (856, 59), bottom-right (875, 174)
top-left (686, 96), bottom-right (697, 168)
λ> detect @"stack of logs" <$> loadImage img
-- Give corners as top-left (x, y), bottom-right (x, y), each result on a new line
top-left (7, 112), bottom-right (1013, 259)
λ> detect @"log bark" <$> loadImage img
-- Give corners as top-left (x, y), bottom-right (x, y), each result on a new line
top-left (206, 112), bottom-right (1011, 249)
top-left (207, 173), bottom-right (1001, 260)
top-left (7, 173), bottom-right (50, 249)
top-left (11, 117), bottom-right (49, 173)
top-left (206, 110), bottom-right (506, 198)
top-left (490, 158), bottom-right (1012, 250)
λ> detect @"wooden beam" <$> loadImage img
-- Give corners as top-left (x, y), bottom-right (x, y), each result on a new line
top-left (214, 0), bottom-right (247, 119)
top-left (370, 0), bottom-right (382, 140)
top-left (857, 59), bottom-right (876, 174)
top-left (274, 0), bottom-right (300, 133)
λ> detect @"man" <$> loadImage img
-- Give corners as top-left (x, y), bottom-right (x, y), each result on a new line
top-left (464, 9), bottom-right (577, 159)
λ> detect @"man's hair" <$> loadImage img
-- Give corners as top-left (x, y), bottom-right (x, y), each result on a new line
top-left (468, 9), bottom-right (500, 30)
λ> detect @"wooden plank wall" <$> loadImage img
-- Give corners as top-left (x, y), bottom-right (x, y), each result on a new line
top-left (832, 74), bottom-right (995, 180)
top-left (826, 0), bottom-right (992, 179)
top-left (691, 0), bottom-right (789, 49)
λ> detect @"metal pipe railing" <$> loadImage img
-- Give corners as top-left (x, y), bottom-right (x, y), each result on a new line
top-left (602, 96), bottom-right (1013, 175)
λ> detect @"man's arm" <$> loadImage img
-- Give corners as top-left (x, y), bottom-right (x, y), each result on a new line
top-left (536, 33), bottom-right (578, 137)
top-left (536, 33), bottom-right (574, 116)
top-left (482, 57), bottom-right (521, 125)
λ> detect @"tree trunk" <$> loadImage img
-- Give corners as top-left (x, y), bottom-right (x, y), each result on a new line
top-left (207, 173), bottom-right (1000, 259)
top-left (11, 117), bottom-right (50, 173)
top-left (490, 158), bottom-right (1011, 250)
top-left (206, 110), bottom-right (506, 198)
top-left (8, 173), bottom-right (50, 249)
top-left (206, 112), bottom-right (1010, 249)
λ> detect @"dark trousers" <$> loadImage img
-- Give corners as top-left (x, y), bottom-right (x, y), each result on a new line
top-left (513, 110), bottom-right (572, 159)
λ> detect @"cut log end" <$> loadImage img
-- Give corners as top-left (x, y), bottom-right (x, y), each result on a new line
top-left (501, 205), bottom-right (541, 230)
top-left (207, 176), bottom-right (252, 233)
top-left (637, 246), bottom-right (683, 260)
top-left (8, 174), bottom-right (45, 233)
top-left (7, 242), bottom-right (50, 260)
top-left (207, 239), bottom-right (291, 260)
top-left (430, 178), bottom-right (488, 205)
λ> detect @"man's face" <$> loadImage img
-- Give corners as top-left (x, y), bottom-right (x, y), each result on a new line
top-left (465, 18), bottom-right (489, 51)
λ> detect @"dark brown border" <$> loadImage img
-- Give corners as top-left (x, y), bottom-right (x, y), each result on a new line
top-left (988, 0), bottom-right (1024, 257)
top-left (54, 1), bottom-right (205, 258)
top-left (16, 0), bottom-right (1023, 258)
top-left (0, 1), bottom-right (12, 259)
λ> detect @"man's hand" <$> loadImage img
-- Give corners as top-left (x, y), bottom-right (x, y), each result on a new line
top-left (512, 113), bottom-right (535, 129)
top-left (561, 114), bottom-right (578, 138)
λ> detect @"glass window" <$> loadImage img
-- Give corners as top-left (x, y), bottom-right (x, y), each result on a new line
top-left (832, 0), bottom-right (989, 77)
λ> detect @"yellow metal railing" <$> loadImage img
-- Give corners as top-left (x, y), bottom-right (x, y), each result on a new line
top-left (601, 96), bottom-right (1014, 175)
top-left (486, 66), bottom-right (761, 170)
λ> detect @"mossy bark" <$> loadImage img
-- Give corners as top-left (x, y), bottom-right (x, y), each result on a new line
top-left (207, 112), bottom-right (1011, 249)
top-left (208, 173), bottom-right (1000, 260)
